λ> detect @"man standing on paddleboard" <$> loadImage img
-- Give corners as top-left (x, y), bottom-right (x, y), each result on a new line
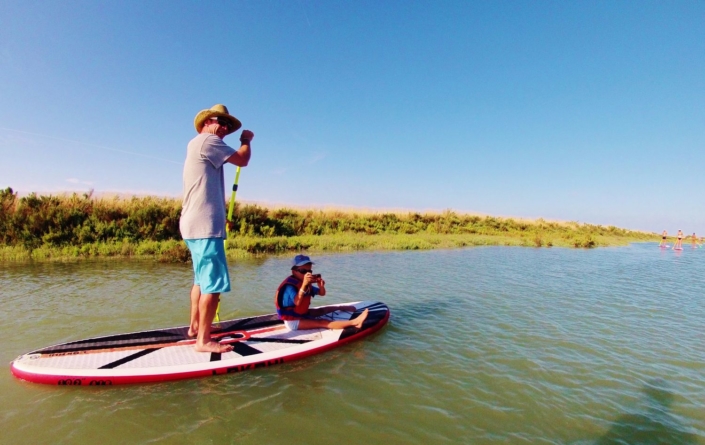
top-left (180, 104), bottom-right (253, 353)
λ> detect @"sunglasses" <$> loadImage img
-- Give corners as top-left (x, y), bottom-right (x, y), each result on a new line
top-left (210, 117), bottom-right (232, 130)
top-left (296, 268), bottom-right (313, 274)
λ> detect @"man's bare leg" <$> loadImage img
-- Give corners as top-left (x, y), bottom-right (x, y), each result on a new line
top-left (187, 285), bottom-right (200, 338)
top-left (195, 293), bottom-right (233, 353)
top-left (298, 309), bottom-right (369, 330)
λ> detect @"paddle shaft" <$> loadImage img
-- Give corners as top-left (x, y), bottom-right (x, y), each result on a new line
top-left (217, 166), bottom-right (242, 322)
top-left (226, 166), bottom-right (242, 232)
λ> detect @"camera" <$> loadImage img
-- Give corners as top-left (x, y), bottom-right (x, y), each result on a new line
top-left (311, 274), bottom-right (321, 279)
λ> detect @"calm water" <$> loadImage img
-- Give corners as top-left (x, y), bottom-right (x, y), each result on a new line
top-left (1, 244), bottom-right (703, 445)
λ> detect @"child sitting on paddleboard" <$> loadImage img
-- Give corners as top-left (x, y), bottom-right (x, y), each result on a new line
top-left (275, 255), bottom-right (368, 331)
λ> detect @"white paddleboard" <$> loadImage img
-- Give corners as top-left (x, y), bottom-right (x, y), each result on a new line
top-left (11, 301), bottom-right (389, 386)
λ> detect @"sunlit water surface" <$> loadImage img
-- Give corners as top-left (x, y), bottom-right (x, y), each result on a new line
top-left (1, 243), bottom-right (703, 444)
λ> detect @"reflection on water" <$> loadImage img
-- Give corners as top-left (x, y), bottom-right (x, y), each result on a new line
top-left (0, 244), bottom-right (704, 444)
top-left (597, 379), bottom-right (697, 445)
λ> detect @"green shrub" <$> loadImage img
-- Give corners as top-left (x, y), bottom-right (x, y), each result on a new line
top-left (0, 188), bottom-right (658, 261)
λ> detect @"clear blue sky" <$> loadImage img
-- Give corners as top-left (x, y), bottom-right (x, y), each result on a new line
top-left (1, 1), bottom-right (703, 233)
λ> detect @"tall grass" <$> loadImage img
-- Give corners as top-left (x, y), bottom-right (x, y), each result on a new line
top-left (0, 187), bottom-right (658, 262)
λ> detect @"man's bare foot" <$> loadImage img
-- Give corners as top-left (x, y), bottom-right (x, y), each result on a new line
top-left (351, 309), bottom-right (369, 328)
top-left (187, 326), bottom-right (197, 338)
top-left (194, 341), bottom-right (233, 353)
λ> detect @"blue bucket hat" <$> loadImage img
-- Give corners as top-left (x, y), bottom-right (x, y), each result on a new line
top-left (292, 254), bottom-right (315, 268)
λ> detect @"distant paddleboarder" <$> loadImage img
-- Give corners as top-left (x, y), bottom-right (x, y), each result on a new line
top-left (691, 233), bottom-right (698, 248)
top-left (180, 104), bottom-right (254, 353)
top-left (659, 230), bottom-right (668, 248)
top-left (673, 230), bottom-right (684, 250)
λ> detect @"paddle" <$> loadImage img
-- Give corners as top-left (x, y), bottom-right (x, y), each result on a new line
top-left (216, 166), bottom-right (242, 323)
top-left (226, 166), bottom-right (242, 233)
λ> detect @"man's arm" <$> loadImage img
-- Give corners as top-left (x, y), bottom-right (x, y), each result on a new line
top-left (226, 130), bottom-right (253, 167)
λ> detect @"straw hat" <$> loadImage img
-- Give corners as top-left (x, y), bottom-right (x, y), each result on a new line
top-left (193, 104), bottom-right (242, 135)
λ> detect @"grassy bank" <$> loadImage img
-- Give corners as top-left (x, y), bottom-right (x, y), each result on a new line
top-left (0, 188), bottom-right (658, 262)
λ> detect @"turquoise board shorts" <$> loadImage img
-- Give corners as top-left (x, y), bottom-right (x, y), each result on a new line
top-left (184, 238), bottom-right (231, 294)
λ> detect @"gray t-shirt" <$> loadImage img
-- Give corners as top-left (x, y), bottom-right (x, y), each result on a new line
top-left (180, 133), bottom-right (236, 240)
